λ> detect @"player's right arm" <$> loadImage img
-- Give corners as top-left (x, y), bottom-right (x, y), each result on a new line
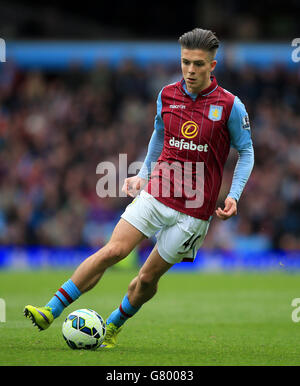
top-left (122, 89), bottom-right (165, 197)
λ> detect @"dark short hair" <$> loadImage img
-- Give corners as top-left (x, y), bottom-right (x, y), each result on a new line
top-left (178, 28), bottom-right (219, 58)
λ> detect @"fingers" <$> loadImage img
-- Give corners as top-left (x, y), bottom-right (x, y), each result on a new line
top-left (129, 180), bottom-right (140, 198)
top-left (122, 178), bottom-right (134, 197)
top-left (215, 198), bottom-right (237, 220)
top-left (122, 177), bottom-right (142, 198)
top-left (121, 178), bottom-right (130, 195)
top-left (215, 207), bottom-right (233, 220)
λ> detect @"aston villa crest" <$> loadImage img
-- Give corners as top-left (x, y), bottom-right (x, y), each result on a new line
top-left (208, 105), bottom-right (223, 121)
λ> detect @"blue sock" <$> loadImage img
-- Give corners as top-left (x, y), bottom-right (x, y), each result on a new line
top-left (106, 294), bottom-right (141, 327)
top-left (45, 279), bottom-right (81, 318)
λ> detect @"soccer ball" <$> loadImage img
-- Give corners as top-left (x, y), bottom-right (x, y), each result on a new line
top-left (62, 309), bottom-right (106, 350)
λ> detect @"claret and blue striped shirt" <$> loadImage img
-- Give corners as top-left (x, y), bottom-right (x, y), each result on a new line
top-left (138, 75), bottom-right (254, 220)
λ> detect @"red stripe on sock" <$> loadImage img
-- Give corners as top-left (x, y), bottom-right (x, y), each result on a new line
top-left (58, 288), bottom-right (73, 304)
top-left (119, 304), bottom-right (132, 318)
top-left (54, 294), bottom-right (67, 307)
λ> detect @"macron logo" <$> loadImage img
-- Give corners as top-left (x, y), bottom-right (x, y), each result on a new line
top-left (169, 104), bottom-right (186, 109)
top-left (169, 137), bottom-right (208, 152)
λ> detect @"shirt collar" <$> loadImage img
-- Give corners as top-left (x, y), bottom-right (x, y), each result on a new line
top-left (180, 75), bottom-right (218, 98)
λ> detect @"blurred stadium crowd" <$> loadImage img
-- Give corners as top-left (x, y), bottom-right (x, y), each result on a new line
top-left (0, 58), bottom-right (300, 252)
top-left (0, 1), bottom-right (298, 41)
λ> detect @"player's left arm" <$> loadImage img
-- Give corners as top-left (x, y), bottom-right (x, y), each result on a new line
top-left (216, 96), bottom-right (254, 220)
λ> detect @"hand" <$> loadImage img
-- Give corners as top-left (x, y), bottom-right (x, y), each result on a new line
top-left (122, 175), bottom-right (147, 198)
top-left (215, 197), bottom-right (237, 220)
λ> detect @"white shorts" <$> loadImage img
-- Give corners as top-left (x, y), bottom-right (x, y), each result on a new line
top-left (121, 190), bottom-right (210, 265)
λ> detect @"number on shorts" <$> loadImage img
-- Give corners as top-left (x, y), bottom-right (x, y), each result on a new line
top-left (182, 234), bottom-right (201, 251)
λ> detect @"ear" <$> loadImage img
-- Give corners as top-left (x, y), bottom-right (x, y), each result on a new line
top-left (210, 60), bottom-right (217, 72)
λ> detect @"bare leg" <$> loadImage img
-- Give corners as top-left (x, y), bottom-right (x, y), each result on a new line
top-left (127, 245), bottom-right (173, 308)
top-left (71, 219), bottom-right (146, 293)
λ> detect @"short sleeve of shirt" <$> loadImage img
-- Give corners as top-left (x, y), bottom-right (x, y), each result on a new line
top-left (227, 96), bottom-right (253, 151)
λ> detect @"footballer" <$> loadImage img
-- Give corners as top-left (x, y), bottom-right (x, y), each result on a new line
top-left (24, 28), bottom-right (254, 348)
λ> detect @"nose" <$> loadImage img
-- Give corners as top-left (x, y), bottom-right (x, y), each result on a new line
top-left (188, 64), bottom-right (196, 74)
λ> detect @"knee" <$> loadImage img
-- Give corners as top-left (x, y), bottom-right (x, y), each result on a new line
top-left (128, 276), bottom-right (138, 293)
top-left (138, 272), bottom-right (157, 289)
top-left (95, 241), bottom-right (128, 268)
top-left (106, 241), bottom-right (127, 260)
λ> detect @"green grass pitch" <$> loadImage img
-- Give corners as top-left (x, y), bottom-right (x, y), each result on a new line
top-left (0, 268), bottom-right (300, 366)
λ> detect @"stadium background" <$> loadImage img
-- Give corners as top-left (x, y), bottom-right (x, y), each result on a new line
top-left (0, 0), bottom-right (299, 270)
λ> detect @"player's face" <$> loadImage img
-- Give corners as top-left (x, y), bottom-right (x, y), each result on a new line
top-left (181, 48), bottom-right (217, 94)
